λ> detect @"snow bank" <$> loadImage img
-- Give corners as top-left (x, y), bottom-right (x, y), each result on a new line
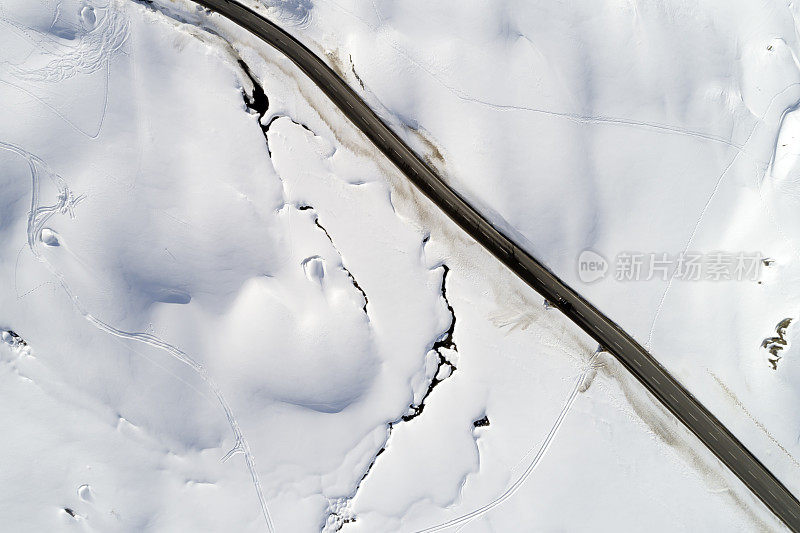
top-left (0, 0), bottom-right (788, 530)
top-left (271, 0), bottom-right (800, 507)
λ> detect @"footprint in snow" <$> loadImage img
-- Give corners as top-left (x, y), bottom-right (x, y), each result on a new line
top-left (302, 256), bottom-right (325, 284)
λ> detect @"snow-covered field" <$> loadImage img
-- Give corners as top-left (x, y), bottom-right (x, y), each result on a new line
top-left (261, 0), bottom-right (800, 516)
top-left (0, 0), bottom-right (792, 531)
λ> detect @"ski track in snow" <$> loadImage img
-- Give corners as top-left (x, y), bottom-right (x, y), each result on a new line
top-left (0, 0), bottom-right (128, 139)
top-left (0, 1), bottom-right (129, 83)
top-left (1, 140), bottom-right (276, 533)
top-left (415, 353), bottom-right (601, 533)
top-left (646, 81), bottom-right (800, 349)
top-left (312, 0), bottom-right (749, 152)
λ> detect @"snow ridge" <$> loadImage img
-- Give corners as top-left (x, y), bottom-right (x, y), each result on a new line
top-left (4, 140), bottom-right (276, 533)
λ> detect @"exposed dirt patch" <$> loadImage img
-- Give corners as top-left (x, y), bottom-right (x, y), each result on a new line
top-left (595, 355), bottom-right (777, 530)
top-left (405, 124), bottom-right (447, 176)
top-left (762, 317), bottom-right (792, 369)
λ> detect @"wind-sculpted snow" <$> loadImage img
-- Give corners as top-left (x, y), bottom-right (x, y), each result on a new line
top-left (281, 0), bottom-right (800, 522)
top-left (260, 0), bottom-right (313, 28)
top-left (416, 353), bottom-right (603, 533)
top-left (0, 0), bottom-right (790, 531)
top-left (0, 1), bottom-right (457, 530)
top-left (4, 139), bottom-right (279, 529)
top-left (1, 1), bottom-right (128, 83)
top-left (0, 0), bottom-right (128, 138)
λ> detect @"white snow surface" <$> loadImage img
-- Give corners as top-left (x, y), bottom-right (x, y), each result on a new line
top-left (0, 0), bottom-right (790, 531)
top-left (259, 0), bottom-right (800, 511)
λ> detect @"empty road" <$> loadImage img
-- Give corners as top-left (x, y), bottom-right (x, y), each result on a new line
top-left (187, 0), bottom-right (800, 529)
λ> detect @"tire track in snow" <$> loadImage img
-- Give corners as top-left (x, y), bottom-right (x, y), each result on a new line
top-left (0, 1), bottom-right (128, 139)
top-left (313, 0), bottom-right (747, 152)
top-left (416, 353), bottom-right (601, 533)
top-left (646, 81), bottom-right (800, 349)
top-left (1, 1), bottom-right (129, 83)
top-left (1, 140), bottom-right (276, 533)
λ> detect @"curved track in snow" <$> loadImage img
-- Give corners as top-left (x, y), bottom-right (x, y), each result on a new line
top-left (3, 141), bottom-right (275, 533)
top-left (182, 1), bottom-right (800, 530)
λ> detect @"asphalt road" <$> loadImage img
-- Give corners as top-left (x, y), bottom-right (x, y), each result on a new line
top-left (188, 0), bottom-right (800, 529)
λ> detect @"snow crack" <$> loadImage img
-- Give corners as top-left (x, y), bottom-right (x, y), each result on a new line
top-left (326, 423), bottom-right (393, 531)
top-left (262, 114), bottom-right (322, 158)
top-left (402, 264), bottom-right (457, 422)
top-left (472, 415), bottom-right (490, 428)
top-left (239, 58), bottom-right (270, 127)
top-left (324, 497), bottom-right (357, 532)
top-left (1, 329), bottom-right (28, 350)
top-left (296, 205), bottom-right (369, 316)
